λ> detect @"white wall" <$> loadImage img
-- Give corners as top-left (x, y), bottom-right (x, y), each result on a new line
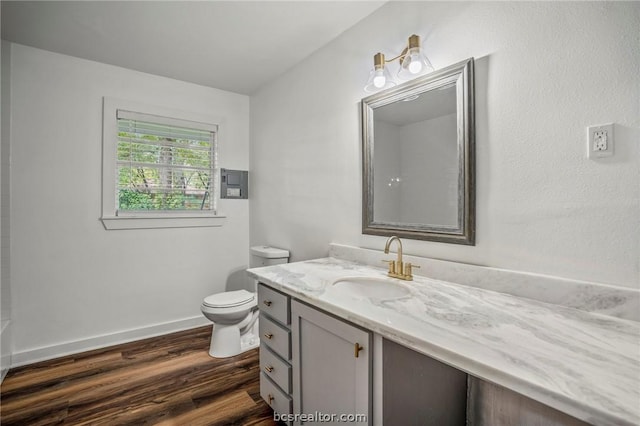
top-left (1, 38), bottom-right (12, 380)
top-left (8, 43), bottom-right (250, 364)
top-left (250, 1), bottom-right (640, 288)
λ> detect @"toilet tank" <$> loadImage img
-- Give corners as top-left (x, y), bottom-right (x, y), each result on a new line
top-left (250, 245), bottom-right (289, 268)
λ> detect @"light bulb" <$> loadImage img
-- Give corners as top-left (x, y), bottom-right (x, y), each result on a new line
top-left (408, 54), bottom-right (423, 74)
top-left (373, 69), bottom-right (386, 88)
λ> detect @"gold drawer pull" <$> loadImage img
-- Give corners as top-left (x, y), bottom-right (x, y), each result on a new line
top-left (354, 342), bottom-right (364, 358)
top-left (268, 393), bottom-right (274, 404)
top-left (264, 333), bottom-right (273, 339)
top-left (264, 365), bottom-right (274, 373)
top-left (263, 300), bottom-right (273, 307)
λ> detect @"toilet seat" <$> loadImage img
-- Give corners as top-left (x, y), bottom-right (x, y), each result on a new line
top-left (203, 290), bottom-right (255, 308)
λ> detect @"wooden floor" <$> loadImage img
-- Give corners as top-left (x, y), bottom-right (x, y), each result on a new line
top-left (0, 326), bottom-right (278, 425)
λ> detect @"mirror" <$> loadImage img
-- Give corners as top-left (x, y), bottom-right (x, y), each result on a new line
top-left (361, 58), bottom-right (475, 245)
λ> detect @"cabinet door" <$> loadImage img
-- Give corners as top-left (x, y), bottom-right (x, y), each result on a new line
top-left (291, 300), bottom-right (371, 425)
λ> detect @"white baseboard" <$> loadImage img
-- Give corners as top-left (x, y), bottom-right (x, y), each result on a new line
top-left (11, 316), bottom-right (210, 368)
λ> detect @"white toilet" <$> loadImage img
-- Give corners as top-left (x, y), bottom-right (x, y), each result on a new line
top-left (201, 245), bottom-right (289, 358)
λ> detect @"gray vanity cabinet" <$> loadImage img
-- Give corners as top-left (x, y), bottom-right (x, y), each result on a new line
top-left (291, 300), bottom-right (372, 425)
top-left (258, 283), bottom-right (293, 422)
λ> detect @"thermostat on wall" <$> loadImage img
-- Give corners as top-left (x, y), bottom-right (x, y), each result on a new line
top-left (220, 168), bottom-right (248, 199)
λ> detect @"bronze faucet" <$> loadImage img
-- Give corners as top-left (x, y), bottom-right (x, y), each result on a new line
top-left (383, 236), bottom-right (419, 281)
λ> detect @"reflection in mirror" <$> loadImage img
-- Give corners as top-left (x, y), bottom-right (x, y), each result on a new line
top-left (362, 58), bottom-right (475, 245)
top-left (373, 84), bottom-right (458, 226)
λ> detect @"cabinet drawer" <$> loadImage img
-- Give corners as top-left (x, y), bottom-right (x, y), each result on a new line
top-left (258, 283), bottom-right (290, 325)
top-left (260, 372), bottom-right (292, 418)
top-left (260, 314), bottom-right (291, 360)
top-left (260, 343), bottom-right (292, 393)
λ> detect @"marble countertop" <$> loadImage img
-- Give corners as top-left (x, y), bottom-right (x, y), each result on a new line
top-left (247, 257), bottom-right (640, 426)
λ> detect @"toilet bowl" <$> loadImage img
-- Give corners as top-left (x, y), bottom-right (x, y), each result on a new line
top-left (201, 289), bottom-right (259, 358)
top-left (201, 245), bottom-right (289, 358)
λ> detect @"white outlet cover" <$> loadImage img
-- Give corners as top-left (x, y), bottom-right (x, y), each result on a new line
top-left (587, 123), bottom-right (614, 159)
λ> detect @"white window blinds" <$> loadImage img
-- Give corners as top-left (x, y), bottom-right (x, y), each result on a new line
top-left (116, 110), bottom-right (217, 212)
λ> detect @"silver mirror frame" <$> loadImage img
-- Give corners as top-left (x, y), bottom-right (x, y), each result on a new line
top-left (361, 58), bottom-right (475, 245)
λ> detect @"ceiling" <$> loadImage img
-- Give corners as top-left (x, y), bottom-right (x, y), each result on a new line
top-left (1, 1), bottom-right (385, 95)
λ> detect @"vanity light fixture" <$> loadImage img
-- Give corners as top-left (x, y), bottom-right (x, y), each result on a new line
top-left (364, 34), bottom-right (434, 93)
top-left (397, 34), bottom-right (434, 79)
top-left (364, 53), bottom-right (396, 92)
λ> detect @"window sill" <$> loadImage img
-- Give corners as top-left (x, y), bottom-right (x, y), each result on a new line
top-left (101, 214), bottom-right (227, 230)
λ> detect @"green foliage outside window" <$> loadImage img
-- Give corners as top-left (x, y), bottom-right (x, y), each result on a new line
top-left (117, 125), bottom-right (213, 211)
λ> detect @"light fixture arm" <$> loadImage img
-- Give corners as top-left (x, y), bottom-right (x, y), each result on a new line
top-left (373, 50), bottom-right (408, 67)
top-left (382, 51), bottom-right (404, 64)
top-left (372, 34), bottom-right (421, 66)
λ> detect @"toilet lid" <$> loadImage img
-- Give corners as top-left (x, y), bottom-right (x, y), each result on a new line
top-left (203, 290), bottom-right (255, 308)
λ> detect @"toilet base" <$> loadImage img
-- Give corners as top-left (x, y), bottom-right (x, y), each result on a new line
top-left (240, 332), bottom-right (260, 353)
top-left (208, 318), bottom-right (260, 358)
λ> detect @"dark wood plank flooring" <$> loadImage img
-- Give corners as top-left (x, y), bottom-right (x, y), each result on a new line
top-left (0, 325), bottom-right (278, 425)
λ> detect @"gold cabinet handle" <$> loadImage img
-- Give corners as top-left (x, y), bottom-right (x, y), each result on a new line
top-left (268, 393), bottom-right (274, 404)
top-left (354, 342), bottom-right (364, 358)
top-left (263, 300), bottom-right (272, 307)
top-left (264, 333), bottom-right (273, 339)
top-left (264, 365), bottom-right (274, 373)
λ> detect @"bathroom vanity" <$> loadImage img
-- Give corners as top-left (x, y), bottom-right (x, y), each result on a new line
top-left (259, 286), bottom-right (374, 425)
top-left (249, 247), bottom-right (640, 426)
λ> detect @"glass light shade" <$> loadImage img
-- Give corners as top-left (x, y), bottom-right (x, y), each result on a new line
top-left (397, 47), bottom-right (434, 80)
top-left (364, 66), bottom-right (395, 92)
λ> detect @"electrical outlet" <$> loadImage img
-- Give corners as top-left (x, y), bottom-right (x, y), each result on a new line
top-left (587, 123), bottom-right (614, 159)
top-left (593, 130), bottom-right (608, 151)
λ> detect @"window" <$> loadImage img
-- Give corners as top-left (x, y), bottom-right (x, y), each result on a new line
top-left (116, 111), bottom-right (215, 212)
top-left (102, 98), bottom-right (225, 230)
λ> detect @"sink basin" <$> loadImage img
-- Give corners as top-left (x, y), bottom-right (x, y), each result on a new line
top-left (328, 277), bottom-right (411, 300)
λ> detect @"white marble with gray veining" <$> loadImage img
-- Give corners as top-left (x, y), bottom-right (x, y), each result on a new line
top-left (247, 257), bottom-right (640, 426)
top-left (330, 244), bottom-right (640, 322)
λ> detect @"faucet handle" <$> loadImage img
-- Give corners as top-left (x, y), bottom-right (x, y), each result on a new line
top-left (404, 263), bottom-right (420, 280)
top-left (382, 259), bottom-right (395, 274)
